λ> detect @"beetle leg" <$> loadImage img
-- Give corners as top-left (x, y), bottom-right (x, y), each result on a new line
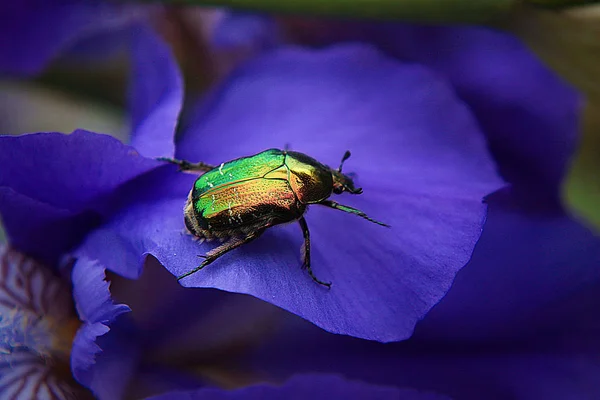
top-left (318, 200), bottom-right (390, 227)
top-left (177, 230), bottom-right (264, 281)
top-left (157, 157), bottom-right (215, 174)
top-left (298, 217), bottom-right (331, 288)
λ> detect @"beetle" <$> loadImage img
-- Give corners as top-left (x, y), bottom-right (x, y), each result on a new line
top-left (159, 149), bottom-right (388, 288)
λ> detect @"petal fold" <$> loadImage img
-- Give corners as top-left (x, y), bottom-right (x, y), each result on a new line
top-left (0, 130), bottom-right (161, 262)
top-left (128, 24), bottom-right (183, 158)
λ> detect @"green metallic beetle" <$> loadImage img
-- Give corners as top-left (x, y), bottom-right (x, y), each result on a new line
top-left (160, 149), bottom-right (388, 288)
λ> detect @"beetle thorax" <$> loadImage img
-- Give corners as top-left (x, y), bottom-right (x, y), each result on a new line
top-left (285, 151), bottom-right (334, 204)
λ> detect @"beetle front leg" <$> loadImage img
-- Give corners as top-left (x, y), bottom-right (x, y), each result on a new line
top-left (157, 157), bottom-right (215, 174)
top-left (177, 230), bottom-right (264, 281)
top-left (298, 217), bottom-right (331, 289)
top-left (318, 200), bottom-right (390, 227)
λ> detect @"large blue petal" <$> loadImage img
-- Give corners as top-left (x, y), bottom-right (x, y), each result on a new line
top-left (212, 18), bottom-right (579, 200)
top-left (147, 374), bottom-right (450, 400)
top-left (0, 130), bottom-right (162, 263)
top-left (283, 22), bottom-right (580, 201)
top-left (78, 44), bottom-right (503, 341)
top-left (128, 24), bottom-right (183, 158)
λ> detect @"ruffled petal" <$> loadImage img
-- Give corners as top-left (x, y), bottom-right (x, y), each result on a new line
top-left (72, 258), bottom-right (130, 324)
top-left (70, 258), bottom-right (134, 399)
top-left (74, 331), bottom-right (139, 400)
top-left (81, 45), bottom-right (503, 341)
top-left (0, 130), bottom-right (161, 263)
top-left (128, 24), bottom-right (183, 158)
top-left (147, 374), bottom-right (449, 400)
top-left (71, 322), bottom-right (110, 379)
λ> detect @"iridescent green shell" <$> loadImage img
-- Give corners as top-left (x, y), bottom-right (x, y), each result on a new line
top-left (190, 149), bottom-right (334, 234)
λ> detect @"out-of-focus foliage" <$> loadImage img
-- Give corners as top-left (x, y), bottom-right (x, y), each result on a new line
top-left (527, 0), bottom-right (600, 8)
top-left (0, 81), bottom-right (125, 138)
top-left (140, 0), bottom-right (517, 23)
top-left (504, 4), bottom-right (600, 230)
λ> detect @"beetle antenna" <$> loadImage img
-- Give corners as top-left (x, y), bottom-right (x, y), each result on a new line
top-left (338, 151), bottom-right (351, 172)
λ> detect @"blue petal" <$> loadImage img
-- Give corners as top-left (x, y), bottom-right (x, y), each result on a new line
top-left (70, 258), bottom-right (134, 399)
top-left (414, 188), bottom-right (600, 341)
top-left (128, 24), bottom-right (183, 158)
top-left (282, 22), bottom-right (580, 201)
top-left (375, 25), bottom-right (580, 201)
top-left (248, 314), bottom-right (600, 399)
top-left (71, 322), bottom-right (110, 379)
top-left (79, 45), bottom-right (503, 341)
top-left (75, 331), bottom-right (139, 400)
top-left (0, 130), bottom-right (162, 263)
top-left (72, 258), bottom-right (130, 324)
top-left (0, 1), bottom-right (130, 76)
top-left (0, 188), bottom-right (99, 264)
top-left (147, 374), bottom-right (449, 400)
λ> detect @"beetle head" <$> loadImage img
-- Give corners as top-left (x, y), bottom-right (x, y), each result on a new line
top-left (332, 151), bottom-right (363, 195)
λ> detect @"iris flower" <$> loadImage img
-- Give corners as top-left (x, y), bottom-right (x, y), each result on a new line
top-left (1, 3), bottom-right (503, 343)
top-left (3, 2), bottom-right (598, 399)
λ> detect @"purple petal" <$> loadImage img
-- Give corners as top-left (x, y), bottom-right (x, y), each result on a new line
top-left (71, 322), bottom-right (110, 380)
top-left (0, 188), bottom-right (99, 264)
top-left (72, 325), bottom-right (139, 400)
top-left (80, 45), bottom-right (503, 341)
top-left (284, 22), bottom-right (580, 200)
top-left (128, 24), bottom-right (183, 158)
top-left (0, 2), bottom-right (130, 76)
top-left (378, 25), bottom-right (580, 200)
top-left (0, 130), bottom-right (161, 263)
top-left (72, 258), bottom-right (130, 324)
top-left (249, 315), bottom-right (600, 400)
top-left (147, 374), bottom-right (449, 400)
top-left (414, 188), bottom-right (600, 341)
top-left (70, 258), bottom-right (134, 399)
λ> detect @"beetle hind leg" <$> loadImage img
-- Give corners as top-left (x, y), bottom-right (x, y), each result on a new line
top-left (298, 217), bottom-right (331, 289)
top-left (177, 230), bottom-right (264, 281)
